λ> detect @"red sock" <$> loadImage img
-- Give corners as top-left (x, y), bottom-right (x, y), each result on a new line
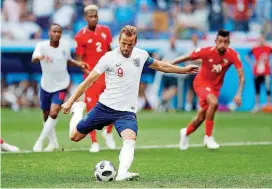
top-left (106, 124), bottom-right (114, 133)
top-left (205, 120), bottom-right (214, 137)
top-left (186, 123), bottom-right (197, 136)
top-left (89, 130), bottom-right (97, 143)
top-left (0, 138), bottom-right (4, 144)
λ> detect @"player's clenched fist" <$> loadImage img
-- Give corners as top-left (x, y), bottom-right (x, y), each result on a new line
top-left (79, 61), bottom-right (89, 69)
top-left (184, 65), bottom-right (199, 74)
top-left (62, 101), bottom-right (73, 114)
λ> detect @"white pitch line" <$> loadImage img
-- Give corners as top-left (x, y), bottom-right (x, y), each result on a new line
top-left (2, 141), bottom-right (272, 154)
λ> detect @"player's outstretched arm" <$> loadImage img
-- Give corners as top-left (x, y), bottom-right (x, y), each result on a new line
top-left (62, 70), bottom-right (100, 114)
top-left (170, 54), bottom-right (193, 65)
top-left (149, 60), bottom-right (199, 74)
top-left (233, 68), bottom-right (245, 107)
top-left (67, 59), bottom-right (89, 70)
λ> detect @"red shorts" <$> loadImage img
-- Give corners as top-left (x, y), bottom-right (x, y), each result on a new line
top-left (84, 74), bottom-right (105, 111)
top-left (193, 83), bottom-right (220, 110)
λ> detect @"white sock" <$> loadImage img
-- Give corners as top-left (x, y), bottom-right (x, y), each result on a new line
top-left (48, 127), bottom-right (58, 145)
top-left (43, 120), bottom-right (58, 144)
top-left (38, 117), bottom-right (57, 142)
top-left (69, 110), bottom-right (83, 136)
top-left (118, 140), bottom-right (136, 175)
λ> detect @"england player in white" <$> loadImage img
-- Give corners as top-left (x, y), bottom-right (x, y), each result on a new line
top-left (62, 25), bottom-right (198, 181)
top-left (32, 23), bottom-right (88, 152)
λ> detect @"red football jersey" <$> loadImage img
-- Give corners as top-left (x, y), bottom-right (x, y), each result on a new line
top-left (74, 25), bottom-right (112, 73)
top-left (189, 47), bottom-right (243, 91)
top-left (249, 45), bottom-right (272, 76)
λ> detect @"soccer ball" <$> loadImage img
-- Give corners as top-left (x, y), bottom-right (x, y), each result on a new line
top-left (94, 160), bottom-right (117, 181)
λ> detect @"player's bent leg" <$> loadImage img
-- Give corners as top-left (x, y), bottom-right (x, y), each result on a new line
top-left (116, 129), bottom-right (139, 181)
top-left (204, 94), bottom-right (220, 149)
top-left (43, 104), bottom-right (61, 152)
top-left (180, 108), bottom-right (206, 150)
top-left (69, 129), bottom-right (87, 142)
top-left (69, 102), bottom-right (86, 139)
top-left (33, 89), bottom-right (51, 152)
top-left (70, 102), bottom-right (113, 143)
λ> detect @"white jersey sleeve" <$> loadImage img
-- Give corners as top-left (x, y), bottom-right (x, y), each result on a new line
top-left (32, 42), bottom-right (43, 58)
top-left (143, 50), bottom-right (155, 67)
top-left (94, 53), bottom-right (111, 74)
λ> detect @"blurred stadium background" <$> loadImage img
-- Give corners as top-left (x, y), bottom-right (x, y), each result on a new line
top-left (1, 0), bottom-right (272, 112)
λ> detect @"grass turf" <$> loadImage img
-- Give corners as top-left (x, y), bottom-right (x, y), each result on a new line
top-left (1, 108), bottom-right (272, 188)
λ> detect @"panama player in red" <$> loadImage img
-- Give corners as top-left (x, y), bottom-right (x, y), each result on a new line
top-left (74, 5), bottom-right (115, 152)
top-left (246, 35), bottom-right (272, 113)
top-left (171, 30), bottom-right (245, 150)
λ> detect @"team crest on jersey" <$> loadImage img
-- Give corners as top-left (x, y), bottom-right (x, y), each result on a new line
top-left (62, 50), bottom-right (66, 57)
top-left (133, 58), bottom-right (140, 67)
top-left (223, 58), bottom-right (228, 65)
top-left (101, 33), bottom-right (107, 39)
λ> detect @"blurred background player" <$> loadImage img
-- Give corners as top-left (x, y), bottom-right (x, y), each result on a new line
top-left (32, 23), bottom-right (87, 152)
top-left (1, 138), bottom-right (19, 152)
top-left (171, 29), bottom-right (245, 150)
top-left (158, 35), bottom-right (199, 112)
top-left (157, 36), bottom-right (180, 112)
top-left (246, 35), bottom-right (272, 113)
top-left (184, 34), bottom-right (199, 112)
top-left (74, 5), bottom-right (115, 153)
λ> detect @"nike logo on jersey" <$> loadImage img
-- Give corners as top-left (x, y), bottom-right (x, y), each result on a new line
top-left (223, 58), bottom-right (228, 65)
top-left (88, 39), bottom-right (93, 43)
top-left (116, 63), bottom-right (121, 67)
top-left (101, 33), bottom-right (107, 39)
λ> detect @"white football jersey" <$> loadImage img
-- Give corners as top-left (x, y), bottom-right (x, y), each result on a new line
top-left (32, 39), bottom-right (71, 93)
top-left (94, 48), bottom-right (154, 113)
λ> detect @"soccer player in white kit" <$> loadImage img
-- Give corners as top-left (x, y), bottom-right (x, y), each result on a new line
top-left (62, 25), bottom-right (198, 181)
top-left (32, 24), bottom-right (88, 152)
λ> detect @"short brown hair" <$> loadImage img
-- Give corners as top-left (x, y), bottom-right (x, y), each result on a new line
top-left (119, 25), bottom-right (138, 39)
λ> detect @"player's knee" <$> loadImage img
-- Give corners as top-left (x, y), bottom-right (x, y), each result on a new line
top-left (198, 114), bottom-right (205, 122)
top-left (49, 113), bottom-right (58, 119)
top-left (120, 129), bottom-right (137, 141)
top-left (209, 99), bottom-right (218, 109)
top-left (69, 134), bottom-right (80, 142)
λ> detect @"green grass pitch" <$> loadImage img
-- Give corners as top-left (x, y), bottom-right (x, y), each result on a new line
top-left (1, 108), bottom-right (272, 188)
